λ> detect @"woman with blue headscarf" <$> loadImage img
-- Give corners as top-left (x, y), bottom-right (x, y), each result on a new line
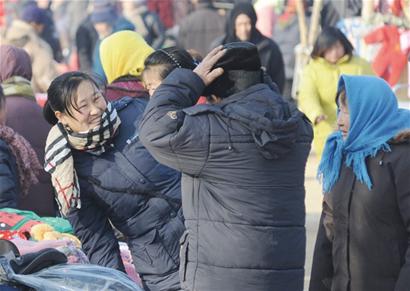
top-left (309, 75), bottom-right (410, 291)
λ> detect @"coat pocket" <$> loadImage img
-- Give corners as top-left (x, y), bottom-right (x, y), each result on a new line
top-left (130, 228), bottom-right (178, 275)
top-left (179, 230), bottom-right (189, 283)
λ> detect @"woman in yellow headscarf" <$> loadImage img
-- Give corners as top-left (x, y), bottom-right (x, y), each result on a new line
top-left (100, 30), bottom-right (154, 101)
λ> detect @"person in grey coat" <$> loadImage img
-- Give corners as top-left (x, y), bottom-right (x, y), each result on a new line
top-left (140, 42), bottom-right (313, 291)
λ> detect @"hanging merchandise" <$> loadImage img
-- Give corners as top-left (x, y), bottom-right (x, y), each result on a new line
top-left (337, 17), bottom-right (383, 62)
top-left (400, 29), bottom-right (410, 53)
top-left (364, 25), bottom-right (408, 86)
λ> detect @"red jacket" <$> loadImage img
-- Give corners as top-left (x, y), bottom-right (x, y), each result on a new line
top-left (364, 25), bottom-right (407, 86)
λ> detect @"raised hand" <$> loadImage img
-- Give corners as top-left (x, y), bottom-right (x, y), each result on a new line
top-left (193, 46), bottom-right (226, 86)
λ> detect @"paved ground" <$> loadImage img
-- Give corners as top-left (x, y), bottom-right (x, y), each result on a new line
top-left (304, 154), bottom-right (322, 290)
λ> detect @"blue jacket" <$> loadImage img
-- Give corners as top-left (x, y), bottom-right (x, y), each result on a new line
top-left (68, 97), bottom-right (183, 291)
top-left (0, 139), bottom-right (19, 209)
top-left (140, 69), bottom-right (313, 291)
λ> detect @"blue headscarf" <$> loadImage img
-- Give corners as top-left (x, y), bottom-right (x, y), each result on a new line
top-left (318, 75), bottom-right (410, 193)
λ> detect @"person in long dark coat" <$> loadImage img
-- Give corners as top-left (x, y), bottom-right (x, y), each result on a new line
top-left (139, 42), bottom-right (313, 291)
top-left (0, 86), bottom-right (42, 210)
top-left (0, 45), bottom-right (55, 216)
top-left (310, 75), bottom-right (410, 291)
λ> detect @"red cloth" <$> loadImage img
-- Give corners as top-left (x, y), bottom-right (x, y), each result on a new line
top-left (0, 230), bottom-right (29, 240)
top-left (0, 1), bottom-right (4, 27)
top-left (390, 0), bottom-right (404, 16)
top-left (0, 211), bottom-right (40, 233)
top-left (147, 0), bottom-right (174, 29)
top-left (105, 79), bottom-right (148, 102)
top-left (196, 96), bottom-right (207, 105)
top-left (364, 25), bottom-right (407, 86)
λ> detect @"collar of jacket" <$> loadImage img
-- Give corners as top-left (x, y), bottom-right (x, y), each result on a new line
top-left (196, 2), bottom-right (214, 10)
top-left (391, 130), bottom-right (410, 144)
top-left (6, 20), bottom-right (35, 41)
top-left (219, 83), bottom-right (268, 105)
top-left (315, 54), bottom-right (352, 66)
top-left (107, 77), bottom-right (148, 97)
top-left (1, 76), bottom-right (35, 101)
top-left (182, 84), bottom-right (268, 116)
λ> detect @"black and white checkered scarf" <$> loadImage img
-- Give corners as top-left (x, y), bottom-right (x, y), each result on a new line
top-left (44, 102), bottom-right (121, 216)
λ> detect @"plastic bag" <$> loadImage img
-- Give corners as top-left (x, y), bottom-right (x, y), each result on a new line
top-left (0, 258), bottom-right (143, 291)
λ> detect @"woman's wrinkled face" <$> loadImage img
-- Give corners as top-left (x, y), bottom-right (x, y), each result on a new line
top-left (142, 66), bottom-right (164, 97)
top-left (56, 81), bottom-right (107, 132)
top-left (235, 14), bottom-right (252, 42)
top-left (337, 98), bottom-right (350, 140)
top-left (323, 41), bottom-right (345, 64)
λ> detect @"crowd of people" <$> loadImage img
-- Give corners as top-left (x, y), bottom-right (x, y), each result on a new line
top-left (0, 0), bottom-right (409, 291)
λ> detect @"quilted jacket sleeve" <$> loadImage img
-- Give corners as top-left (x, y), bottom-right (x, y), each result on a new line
top-left (392, 143), bottom-right (410, 291)
top-left (0, 140), bottom-right (19, 208)
top-left (298, 65), bottom-right (324, 124)
top-left (139, 69), bottom-right (209, 176)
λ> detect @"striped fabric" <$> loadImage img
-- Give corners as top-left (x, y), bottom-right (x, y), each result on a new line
top-left (44, 103), bottom-right (121, 216)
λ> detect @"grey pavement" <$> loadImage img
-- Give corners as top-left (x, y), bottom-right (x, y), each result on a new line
top-left (304, 154), bottom-right (322, 291)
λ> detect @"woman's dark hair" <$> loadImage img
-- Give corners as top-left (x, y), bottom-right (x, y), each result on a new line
top-left (43, 72), bottom-right (100, 125)
top-left (336, 87), bottom-right (347, 107)
top-left (311, 27), bottom-right (354, 59)
top-left (143, 47), bottom-right (197, 81)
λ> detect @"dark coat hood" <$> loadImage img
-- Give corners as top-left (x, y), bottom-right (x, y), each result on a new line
top-left (219, 84), bottom-right (302, 159)
top-left (0, 45), bottom-right (32, 82)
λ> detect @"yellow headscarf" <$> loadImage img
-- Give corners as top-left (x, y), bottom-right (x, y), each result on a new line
top-left (100, 31), bottom-right (154, 84)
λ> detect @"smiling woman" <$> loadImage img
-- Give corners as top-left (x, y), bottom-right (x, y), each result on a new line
top-left (42, 71), bottom-right (184, 291)
top-left (54, 79), bottom-right (107, 133)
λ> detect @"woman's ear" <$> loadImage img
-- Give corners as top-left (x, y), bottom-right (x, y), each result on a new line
top-left (54, 111), bottom-right (64, 124)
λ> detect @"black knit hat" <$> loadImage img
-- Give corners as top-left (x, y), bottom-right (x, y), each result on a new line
top-left (204, 42), bottom-right (262, 98)
top-left (214, 42), bottom-right (261, 70)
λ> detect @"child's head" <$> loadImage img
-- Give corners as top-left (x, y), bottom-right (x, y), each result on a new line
top-left (142, 47), bottom-right (197, 96)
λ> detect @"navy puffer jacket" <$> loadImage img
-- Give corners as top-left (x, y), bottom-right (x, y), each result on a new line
top-left (68, 97), bottom-right (184, 291)
top-left (140, 69), bottom-right (313, 291)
